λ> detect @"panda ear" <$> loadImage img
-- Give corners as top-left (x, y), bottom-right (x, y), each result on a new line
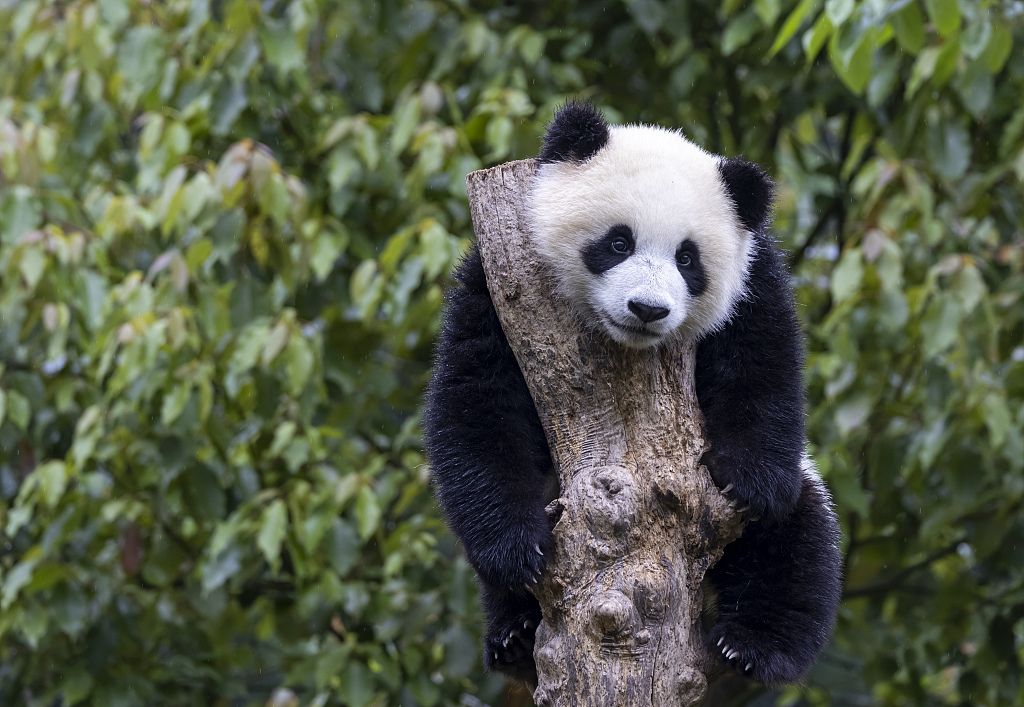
top-left (539, 101), bottom-right (609, 163)
top-left (718, 157), bottom-right (775, 233)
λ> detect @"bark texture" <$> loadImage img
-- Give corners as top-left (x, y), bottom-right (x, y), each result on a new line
top-left (466, 159), bottom-right (743, 706)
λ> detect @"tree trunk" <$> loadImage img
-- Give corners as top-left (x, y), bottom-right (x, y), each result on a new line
top-left (466, 159), bottom-right (743, 706)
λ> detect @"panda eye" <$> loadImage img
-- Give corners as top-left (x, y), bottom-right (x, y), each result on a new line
top-left (677, 252), bottom-right (693, 267)
top-left (610, 237), bottom-right (630, 254)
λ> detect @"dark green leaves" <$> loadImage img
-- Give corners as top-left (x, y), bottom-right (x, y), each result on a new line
top-left (0, 1), bottom-right (1021, 705)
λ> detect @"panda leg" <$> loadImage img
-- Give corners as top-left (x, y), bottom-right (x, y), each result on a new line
top-left (707, 465), bottom-right (842, 685)
top-left (480, 581), bottom-right (542, 685)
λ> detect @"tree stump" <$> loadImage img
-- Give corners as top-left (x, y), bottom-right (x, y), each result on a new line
top-left (466, 159), bottom-right (743, 706)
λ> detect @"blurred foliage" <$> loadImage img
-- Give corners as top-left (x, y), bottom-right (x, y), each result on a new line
top-left (0, 0), bottom-right (1021, 705)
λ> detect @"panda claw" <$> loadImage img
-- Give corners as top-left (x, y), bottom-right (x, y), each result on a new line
top-left (721, 483), bottom-right (734, 495)
top-left (717, 637), bottom-right (724, 647)
top-left (737, 505), bottom-right (750, 513)
top-left (535, 544), bottom-right (544, 556)
top-left (745, 663), bottom-right (753, 672)
top-left (524, 620), bottom-right (533, 630)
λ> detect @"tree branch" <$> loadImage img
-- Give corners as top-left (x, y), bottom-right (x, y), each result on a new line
top-left (844, 540), bottom-right (963, 599)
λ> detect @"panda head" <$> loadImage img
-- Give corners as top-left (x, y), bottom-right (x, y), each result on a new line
top-left (528, 102), bottom-right (774, 349)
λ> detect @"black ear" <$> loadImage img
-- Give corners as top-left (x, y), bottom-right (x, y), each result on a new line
top-left (539, 101), bottom-right (609, 163)
top-left (718, 158), bottom-right (775, 233)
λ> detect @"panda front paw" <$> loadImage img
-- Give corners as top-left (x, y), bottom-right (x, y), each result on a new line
top-left (708, 622), bottom-right (808, 686)
top-left (470, 527), bottom-right (554, 592)
top-left (485, 612), bottom-right (539, 684)
top-left (700, 445), bottom-right (799, 522)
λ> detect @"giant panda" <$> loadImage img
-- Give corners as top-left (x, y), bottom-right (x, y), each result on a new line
top-left (424, 103), bottom-right (842, 687)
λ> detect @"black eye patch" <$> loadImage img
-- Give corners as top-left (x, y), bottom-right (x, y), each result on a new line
top-left (676, 240), bottom-right (707, 296)
top-left (581, 224), bottom-right (634, 274)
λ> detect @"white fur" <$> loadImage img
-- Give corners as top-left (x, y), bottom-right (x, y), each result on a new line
top-left (528, 124), bottom-right (754, 348)
top-left (801, 453), bottom-right (840, 549)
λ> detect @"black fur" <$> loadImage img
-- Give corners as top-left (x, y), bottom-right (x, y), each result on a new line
top-left (539, 101), bottom-right (609, 164)
top-left (697, 231), bottom-right (841, 684)
top-left (581, 224), bottom-right (634, 274)
top-left (423, 247), bottom-right (553, 681)
top-left (675, 240), bottom-right (707, 297)
top-left (696, 235), bottom-right (804, 523)
top-left (707, 471), bottom-right (841, 685)
top-left (719, 158), bottom-right (775, 233)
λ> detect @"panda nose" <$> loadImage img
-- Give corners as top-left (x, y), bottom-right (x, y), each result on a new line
top-left (628, 300), bottom-right (670, 323)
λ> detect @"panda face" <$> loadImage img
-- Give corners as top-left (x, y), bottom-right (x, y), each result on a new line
top-left (577, 223), bottom-right (708, 348)
top-left (529, 108), bottom-right (766, 349)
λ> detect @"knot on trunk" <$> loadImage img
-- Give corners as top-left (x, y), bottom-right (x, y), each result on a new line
top-left (582, 465), bottom-right (639, 535)
top-left (591, 589), bottom-right (638, 639)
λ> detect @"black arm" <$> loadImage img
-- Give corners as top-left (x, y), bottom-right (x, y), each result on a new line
top-left (423, 244), bottom-right (555, 590)
top-left (695, 236), bottom-right (805, 522)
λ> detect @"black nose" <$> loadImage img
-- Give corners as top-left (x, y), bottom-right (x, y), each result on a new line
top-left (628, 300), bottom-right (670, 323)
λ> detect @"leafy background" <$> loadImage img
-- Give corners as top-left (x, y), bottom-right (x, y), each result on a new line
top-left (1, 0), bottom-right (1022, 705)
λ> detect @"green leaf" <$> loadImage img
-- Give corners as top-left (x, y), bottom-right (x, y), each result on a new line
top-left (722, 9), bottom-right (762, 56)
top-left (2, 557), bottom-right (37, 609)
top-left (925, 0), bottom-right (960, 38)
top-left (754, 0), bottom-right (781, 26)
top-left (355, 486), bottom-right (381, 540)
top-left (831, 250), bottom-right (864, 303)
top-left (390, 96), bottom-right (421, 155)
top-left (768, 0), bottom-right (818, 57)
top-left (891, 1), bottom-right (925, 53)
top-left (19, 247), bottom-right (46, 288)
top-left (338, 662), bottom-right (375, 707)
top-left (921, 294), bottom-right (961, 358)
top-left (828, 24), bottom-right (874, 94)
top-left (825, 0), bottom-right (854, 26)
top-left (926, 116), bottom-right (971, 181)
top-left (624, 0), bottom-right (667, 35)
top-left (61, 667), bottom-right (94, 705)
top-left (981, 24), bottom-right (1012, 72)
top-left (485, 115), bottom-right (513, 159)
top-left (835, 394), bottom-right (871, 437)
top-left (161, 382), bottom-right (191, 425)
top-left (257, 500), bottom-right (288, 569)
top-left (961, 18), bottom-right (992, 60)
top-left (261, 20), bottom-right (305, 74)
top-left (35, 461), bottom-right (69, 507)
top-left (6, 390), bottom-right (30, 430)
top-left (906, 46), bottom-right (939, 97)
top-left (201, 547), bottom-right (241, 595)
top-left (954, 60), bottom-right (994, 117)
top-left (326, 520), bottom-right (360, 576)
top-left (951, 261), bottom-right (986, 313)
top-left (283, 337), bottom-right (314, 396)
top-left (258, 173), bottom-right (291, 226)
top-left (982, 393), bottom-right (1012, 448)
top-left (803, 13), bottom-right (833, 61)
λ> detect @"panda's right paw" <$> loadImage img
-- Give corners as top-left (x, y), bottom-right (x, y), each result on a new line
top-left (701, 445), bottom-right (799, 522)
top-left (708, 621), bottom-right (808, 686)
top-left (485, 613), bottom-right (539, 684)
top-left (471, 527), bottom-right (553, 591)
